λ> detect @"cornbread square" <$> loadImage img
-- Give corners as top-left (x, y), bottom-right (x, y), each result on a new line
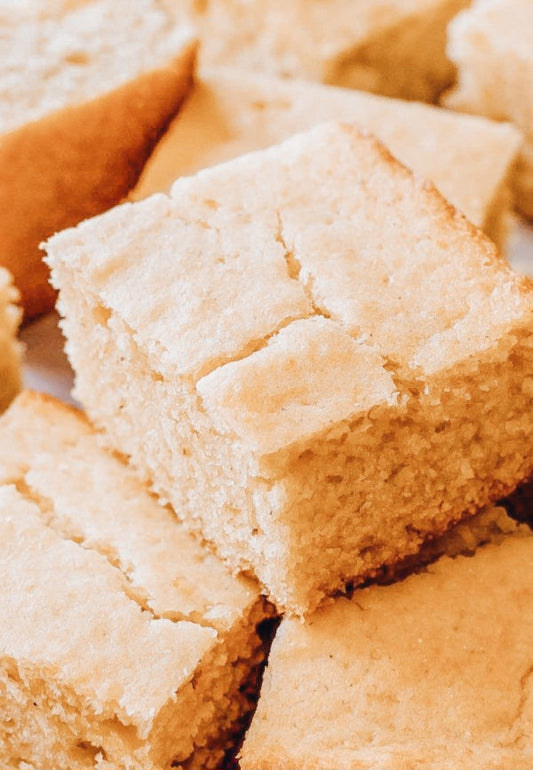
top-left (0, 0), bottom-right (196, 318)
top-left (46, 122), bottom-right (533, 615)
top-left (240, 522), bottom-right (533, 769)
top-left (132, 68), bottom-right (521, 248)
top-left (444, 0), bottom-right (533, 218)
top-left (0, 268), bottom-right (22, 413)
top-left (0, 391), bottom-right (270, 770)
top-left (184, 0), bottom-right (469, 102)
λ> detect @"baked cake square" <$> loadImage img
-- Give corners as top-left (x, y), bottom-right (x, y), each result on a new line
top-left (0, 391), bottom-right (270, 769)
top-left (0, 0), bottom-right (196, 318)
top-left (444, 0), bottom-right (533, 218)
top-left (46, 122), bottom-right (533, 615)
top-left (240, 513), bottom-right (533, 768)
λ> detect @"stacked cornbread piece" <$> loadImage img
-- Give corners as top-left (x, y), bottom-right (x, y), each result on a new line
top-left (0, 0), bottom-right (196, 318)
top-left (46, 122), bottom-right (533, 616)
top-left (0, 392), bottom-right (271, 769)
top-left (4, 0), bottom-right (533, 767)
top-left (240, 512), bottom-right (533, 768)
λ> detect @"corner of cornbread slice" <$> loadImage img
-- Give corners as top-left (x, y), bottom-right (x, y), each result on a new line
top-left (132, 67), bottom-right (521, 248)
top-left (46, 122), bottom-right (533, 615)
top-left (444, 0), bottom-right (533, 219)
top-left (0, 391), bottom-right (271, 769)
top-left (0, 267), bottom-right (22, 413)
top-left (0, 0), bottom-right (196, 318)
top-left (240, 514), bottom-right (533, 769)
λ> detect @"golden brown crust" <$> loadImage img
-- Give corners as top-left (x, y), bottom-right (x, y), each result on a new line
top-left (348, 122), bottom-right (533, 299)
top-left (0, 38), bottom-right (196, 320)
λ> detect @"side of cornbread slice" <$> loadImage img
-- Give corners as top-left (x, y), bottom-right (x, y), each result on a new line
top-left (0, 0), bottom-right (196, 319)
top-left (444, 0), bottom-right (533, 219)
top-left (185, 0), bottom-right (469, 102)
top-left (240, 521), bottom-right (533, 769)
top-left (132, 68), bottom-right (522, 248)
top-left (0, 268), bottom-right (22, 413)
top-left (0, 391), bottom-right (270, 770)
top-left (46, 123), bottom-right (533, 615)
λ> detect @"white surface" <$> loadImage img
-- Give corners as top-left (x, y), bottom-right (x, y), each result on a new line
top-left (21, 311), bottom-right (76, 405)
top-left (20, 217), bottom-right (533, 405)
top-left (508, 216), bottom-right (533, 276)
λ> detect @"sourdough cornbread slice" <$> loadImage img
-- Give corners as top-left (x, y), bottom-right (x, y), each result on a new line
top-left (0, 391), bottom-right (270, 770)
top-left (184, 0), bottom-right (469, 102)
top-left (0, 0), bottom-right (196, 318)
top-left (132, 68), bottom-right (521, 247)
top-left (46, 122), bottom-right (533, 615)
top-left (240, 522), bottom-right (533, 769)
top-left (444, 0), bottom-right (533, 218)
top-left (0, 269), bottom-right (22, 413)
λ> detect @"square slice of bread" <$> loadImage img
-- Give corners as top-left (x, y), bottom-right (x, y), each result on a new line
top-left (0, 0), bottom-right (196, 319)
top-left (46, 122), bottom-right (533, 616)
top-left (0, 268), bottom-right (22, 413)
top-left (132, 67), bottom-right (521, 248)
top-left (0, 391), bottom-right (271, 769)
top-left (184, 0), bottom-right (469, 102)
top-left (240, 519), bottom-right (533, 769)
top-left (444, 0), bottom-right (533, 219)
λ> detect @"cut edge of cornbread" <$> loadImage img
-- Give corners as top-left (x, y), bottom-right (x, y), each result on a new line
top-left (0, 391), bottom-right (273, 769)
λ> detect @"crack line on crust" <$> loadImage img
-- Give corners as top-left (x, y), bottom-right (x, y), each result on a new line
top-left (8, 476), bottom-right (216, 630)
top-left (275, 209), bottom-right (331, 322)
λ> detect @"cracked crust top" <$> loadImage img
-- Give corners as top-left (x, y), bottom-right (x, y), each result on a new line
top-left (0, 390), bottom-right (259, 632)
top-left (0, 483), bottom-right (216, 735)
top-left (45, 121), bottom-right (533, 457)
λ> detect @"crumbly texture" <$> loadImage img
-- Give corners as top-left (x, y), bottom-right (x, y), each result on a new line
top-left (183, 0), bottom-right (469, 102)
top-left (0, 391), bottom-right (270, 769)
top-left (365, 503), bottom-right (528, 585)
top-left (240, 527), bottom-right (533, 769)
top-left (0, 0), bottom-right (196, 319)
top-left (132, 67), bottom-right (521, 248)
top-left (0, 269), bottom-right (22, 413)
top-left (444, 0), bottom-right (533, 218)
top-left (46, 122), bottom-right (533, 616)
